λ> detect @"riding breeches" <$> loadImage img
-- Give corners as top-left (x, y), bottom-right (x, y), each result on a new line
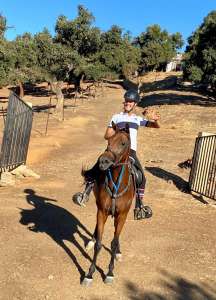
top-left (129, 149), bottom-right (146, 201)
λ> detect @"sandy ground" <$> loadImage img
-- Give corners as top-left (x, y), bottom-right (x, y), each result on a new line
top-left (0, 76), bottom-right (216, 300)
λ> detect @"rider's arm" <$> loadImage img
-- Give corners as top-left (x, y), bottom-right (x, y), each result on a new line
top-left (146, 120), bottom-right (160, 128)
top-left (104, 127), bottom-right (115, 140)
top-left (142, 109), bottom-right (160, 128)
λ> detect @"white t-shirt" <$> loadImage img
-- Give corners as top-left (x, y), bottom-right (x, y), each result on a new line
top-left (108, 112), bottom-right (148, 151)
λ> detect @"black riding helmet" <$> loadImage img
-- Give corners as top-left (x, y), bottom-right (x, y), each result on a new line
top-left (124, 89), bottom-right (140, 103)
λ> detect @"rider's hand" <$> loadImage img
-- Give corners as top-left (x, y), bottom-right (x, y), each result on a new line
top-left (142, 108), bottom-right (160, 121)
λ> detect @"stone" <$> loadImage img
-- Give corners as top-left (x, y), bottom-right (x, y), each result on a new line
top-left (0, 171), bottom-right (15, 186)
top-left (11, 165), bottom-right (40, 179)
top-left (22, 167), bottom-right (40, 179)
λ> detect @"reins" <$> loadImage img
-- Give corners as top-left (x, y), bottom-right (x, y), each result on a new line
top-left (105, 160), bottom-right (132, 217)
top-left (103, 129), bottom-right (133, 217)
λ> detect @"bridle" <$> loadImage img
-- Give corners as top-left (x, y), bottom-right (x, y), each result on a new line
top-left (106, 131), bottom-right (130, 167)
top-left (104, 132), bottom-right (132, 216)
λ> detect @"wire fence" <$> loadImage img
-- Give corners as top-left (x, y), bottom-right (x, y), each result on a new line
top-left (0, 92), bottom-right (33, 171)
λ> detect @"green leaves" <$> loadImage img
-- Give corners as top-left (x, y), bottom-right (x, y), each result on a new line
top-left (55, 6), bottom-right (101, 57)
top-left (135, 24), bottom-right (183, 71)
top-left (99, 26), bottom-right (141, 79)
top-left (0, 6), bottom-right (188, 90)
top-left (184, 10), bottom-right (216, 89)
top-left (188, 66), bottom-right (204, 83)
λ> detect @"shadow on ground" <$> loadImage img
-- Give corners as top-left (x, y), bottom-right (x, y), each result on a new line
top-left (0, 96), bottom-right (8, 102)
top-left (139, 92), bottom-right (216, 108)
top-left (123, 75), bottom-right (177, 92)
top-left (9, 84), bottom-right (51, 97)
top-left (125, 269), bottom-right (216, 300)
top-left (122, 75), bottom-right (216, 107)
top-left (19, 189), bottom-right (106, 282)
top-left (140, 76), bottom-right (178, 93)
top-left (145, 167), bottom-right (210, 204)
top-left (145, 167), bottom-right (189, 193)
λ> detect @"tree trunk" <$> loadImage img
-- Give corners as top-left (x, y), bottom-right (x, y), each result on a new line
top-left (18, 81), bottom-right (24, 98)
top-left (74, 73), bottom-right (84, 92)
top-left (50, 81), bottom-right (64, 121)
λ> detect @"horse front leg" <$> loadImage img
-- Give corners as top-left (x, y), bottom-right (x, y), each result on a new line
top-left (105, 212), bottom-right (127, 284)
top-left (85, 186), bottom-right (99, 252)
top-left (85, 225), bottom-right (97, 251)
top-left (82, 210), bottom-right (107, 286)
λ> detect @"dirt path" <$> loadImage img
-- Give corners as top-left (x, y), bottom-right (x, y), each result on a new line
top-left (0, 86), bottom-right (216, 300)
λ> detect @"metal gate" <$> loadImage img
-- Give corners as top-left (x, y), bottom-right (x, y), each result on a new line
top-left (189, 134), bottom-right (216, 200)
top-left (0, 92), bottom-right (33, 171)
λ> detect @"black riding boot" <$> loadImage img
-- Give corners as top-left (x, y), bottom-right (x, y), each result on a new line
top-left (134, 194), bottom-right (153, 220)
top-left (73, 180), bottom-right (94, 207)
top-left (73, 160), bottom-right (100, 207)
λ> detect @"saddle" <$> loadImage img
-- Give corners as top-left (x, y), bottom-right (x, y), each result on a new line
top-left (129, 157), bottom-right (143, 188)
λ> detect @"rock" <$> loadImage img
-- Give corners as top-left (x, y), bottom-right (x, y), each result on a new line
top-left (0, 171), bottom-right (15, 186)
top-left (11, 165), bottom-right (26, 176)
top-left (11, 165), bottom-right (40, 179)
top-left (22, 167), bottom-right (40, 179)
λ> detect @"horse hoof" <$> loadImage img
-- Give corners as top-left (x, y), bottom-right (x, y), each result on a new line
top-left (86, 240), bottom-right (95, 252)
top-left (104, 276), bottom-right (114, 284)
top-left (81, 277), bottom-right (93, 287)
top-left (115, 253), bottom-right (122, 262)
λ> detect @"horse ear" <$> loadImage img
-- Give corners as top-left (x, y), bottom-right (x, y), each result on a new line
top-left (112, 121), bottom-right (118, 131)
top-left (125, 123), bottom-right (130, 134)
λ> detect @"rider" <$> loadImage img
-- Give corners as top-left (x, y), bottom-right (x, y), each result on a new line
top-left (73, 89), bottom-right (160, 220)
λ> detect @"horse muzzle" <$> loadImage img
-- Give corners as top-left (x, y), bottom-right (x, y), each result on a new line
top-left (98, 155), bottom-right (114, 171)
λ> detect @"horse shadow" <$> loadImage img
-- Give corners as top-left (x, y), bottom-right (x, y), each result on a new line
top-left (19, 189), bottom-right (105, 282)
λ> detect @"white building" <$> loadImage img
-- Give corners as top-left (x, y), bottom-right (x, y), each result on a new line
top-left (166, 53), bottom-right (183, 72)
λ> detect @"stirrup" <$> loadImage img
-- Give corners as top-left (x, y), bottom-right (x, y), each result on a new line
top-left (72, 181), bottom-right (94, 207)
top-left (72, 192), bottom-right (89, 207)
top-left (134, 205), bottom-right (153, 220)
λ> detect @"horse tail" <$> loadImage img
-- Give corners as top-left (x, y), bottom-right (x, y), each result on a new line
top-left (81, 167), bottom-right (88, 178)
top-left (81, 166), bottom-right (93, 182)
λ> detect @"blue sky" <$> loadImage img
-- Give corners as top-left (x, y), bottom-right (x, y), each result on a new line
top-left (2, 0), bottom-right (216, 49)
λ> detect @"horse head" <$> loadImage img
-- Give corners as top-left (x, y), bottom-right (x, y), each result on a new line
top-left (99, 122), bottom-right (131, 171)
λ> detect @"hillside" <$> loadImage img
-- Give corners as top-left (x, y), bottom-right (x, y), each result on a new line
top-left (0, 73), bottom-right (216, 299)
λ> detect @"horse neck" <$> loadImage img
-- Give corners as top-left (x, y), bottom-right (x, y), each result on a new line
top-left (111, 149), bottom-right (130, 178)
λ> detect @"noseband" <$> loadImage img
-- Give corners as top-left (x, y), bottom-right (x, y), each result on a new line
top-left (106, 146), bottom-right (117, 164)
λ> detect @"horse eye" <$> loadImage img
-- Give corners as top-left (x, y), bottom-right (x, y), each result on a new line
top-left (122, 142), bottom-right (126, 146)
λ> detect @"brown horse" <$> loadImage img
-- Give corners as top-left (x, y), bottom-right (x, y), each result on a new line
top-left (82, 122), bottom-right (135, 286)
